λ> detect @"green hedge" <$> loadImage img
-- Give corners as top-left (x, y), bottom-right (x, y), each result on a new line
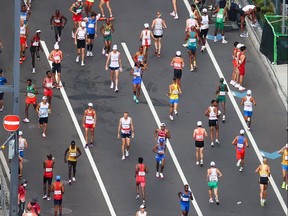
top-left (252, 0), bottom-right (275, 23)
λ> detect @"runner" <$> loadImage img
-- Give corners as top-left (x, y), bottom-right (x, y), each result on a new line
top-left (170, 0), bottom-right (179, 19)
top-left (213, 7), bottom-right (228, 43)
top-left (170, 51), bottom-right (184, 86)
top-left (168, 78), bottom-right (182, 121)
top-left (255, 158), bottom-right (271, 206)
top-left (240, 89), bottom-right (256, 130)
top-left (19, 156), bottom-right (23, 179)
top-left (18, 179), bottom-right (28, 216)
top-left (278, 144), bottom-right (288, 190)
top-left (51, 175), bottom-right (64, 216)
top-left (23, 79), bottom-right (38, 123)
top-left (207, 161), bottom-right (223, 205)
top-left (185, 13), bottom-right (199, 33)
top-left (185, 25), bottom-right (199, 71)
top-left (117, 112), bottom-right (135, 160)
top-left (100, 18), bottom-right (114, 55)
top-left (193, 121), bottom-right (208, 166)
top-left (133, 45), bottom-right (145, 64)
top-left (23, 0), bottom-right (32, 13)
top-left (0, 69), bottom-right (7, 112)
top-left (22, 205), bottom-right (37, 216)
top-left (154, 122), bottom-right (171, 143)
top-left (200, 8), bottom-right (210, 52)
top-left (232, 129), bottom-right (249, 172)
top-left (130, 61), bottom-right (146, 104)
top-left (20, 4), bottom-right (30, 25)
top-left (216, 78), bottom-right (228, 122)
top-left (82, 103), bottom-right (97, 148)
top-left (28, 197), bottom-right (41, 215)
top-left (204, 99), bottom-right (220, 147)
top-left (153, 138), bottom-right (166, 178)
top-left (43, 154), bottom-right (55, 200)
top-left (69, 0), bottom-right (84, 38)
top-left (99, 0), bottom-right (113, 19)
top-left (239, 5), bottom-right (259, 37)
top-left (140, 23), bottom-right (154, 63)
top-left (105, 44), bottom-right (123, 92)
top-left (18, 131), bottom-right (28, 159)
top-left (43, 70), bottom-right (57, 110)
top-left (29, 29), bottom-right (43, 73)
top-left (85, 0), bottom-right (95, 17)
top-left (20, 19), bottom-right (29, 64)
top-left (135, 157), bottom-right (148, 204)
top-left (48, 43), bottom-right (63, 87)
top-left (64, 140), bottom-right (82, 184)
top-left (230, 42), bottom-right (243, 87)
top-left (84, 13), bottom-right (101, 57)
top-left (75, 21), bottom-right (87, 66)
top-left (50, 10), bottom-right (67, 42)
top-left (191, 4), bottom-right (201, 21)
top-left (236, 46), bottom-right (247, 90)
top-left (151, 12), bottom-right (167, 57)
top-left (178, 184), bottom-right (193, 216)
top-left (36, 96), bottom-right (50, 138)
top-left (135, 204), bottom-right (147, 216)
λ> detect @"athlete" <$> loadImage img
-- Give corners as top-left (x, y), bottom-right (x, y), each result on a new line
top-left (213, 7), bottom-right (228, 43)
top-left (170, 51), bottom-right (184, 86)
top-left (64, 140), bottom-right (82, 184)
top-left (0, 69), bottom-right (7, 112)
top-left (151, 12), bottom-right (167, 57)
top-left (82, 103), bottom-right (97, 148)
top-left (193, 121), bottom-right (208, 166)
top-left (240, 89), bottom-right (256, 130)
top-left (48, 43), bottom-right (63, 87)
top-left (185, 25), bottom-right (199, 71)
top-left (232, 129), bottom-right (249, 172)
top-left (185, 13), bottom-right (199, 33)
top-left (216, 78), bottom-right (228, 122)
top-left (140, 23), bottom-right (154, 63)
top-left (278, 144), bottom-right (288, 190)
top-left (18, 131), bottom-right (28, 159)
top-left (100, 18), bottom-right (114, 55)
top-left (170, 0), bottom-right (179, 19)
top-left (255, 158), bottom-right (271, 206)
top-left (200, 8), bottom-right (210, 52)
top-left (230, 42), bottom-right (243, 87)
top-left (133, 46), bottom-right (145, 65)
top-left (130, 61), bottom-right (146, 104)
top-left (22, 205), bottom-right (37, 216)
top-left (153, 138), bottom-right (166, 178)
top-left (105, 44), bottom-right (123, 92)
top-left (135, 204), bottom-right (147, 216)
top-left (51, 175), bottom-right (64, 216)
top-left (30, 30), bottom-right (43, 73)
top-left (69, 0), bottom-right (84, 38)
top-left (84, 13), bottom-right (101, 57)
top-left (99, 0), bottom-right (113, 19)
top-left (20, 19), bottom-right (29, 64)
top-left (178, 184), bottom-right (193, 216)
top-left (50, 10), bottom-right (67, 42)
top-left (154, 122), bottom-right (171, 143)
top-left (168, 78), bottom-right (182, 121)
top-left (85, 0), bottom-right (95, 17)
top-left (43, 154), bottom-right (55, 200)
top-left (20, 4), bottom-right (30, 25)
top-left (135, 157), bottom-right (148, 204)
top-left (18, 179), bottom-right (28, 216)
top-left (205, 100), bottom-right (220, 147)
top-left (36, 96), bottom-right (50, 138)
top-left (117, 112), bottom-right (135, 160)
top-left (207, 161), bottom-right (223, 205)
top-left (237, 46), bottom-right (247, 90)
top-left (28, 197), bottom-right (41, 215)
top-left (75, 21), bottom-right (87, 66)
top-left (43, 71), bottom-right (57, 110)
top-left (23, 79), bottom-right (38, 123)
top-left (240, 4), bottom-right (259, 37)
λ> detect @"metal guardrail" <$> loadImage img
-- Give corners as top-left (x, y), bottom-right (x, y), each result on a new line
top-left (0, 159), bottom-right (10, 216)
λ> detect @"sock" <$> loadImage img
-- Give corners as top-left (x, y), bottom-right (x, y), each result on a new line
top-left (90, 43), bottom-right (93, 51)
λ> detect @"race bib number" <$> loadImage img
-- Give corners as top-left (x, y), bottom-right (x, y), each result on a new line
top-left (88, 24), bottom-right (94, 28)
top-left (134, 72), bottom-right (141, 77)
top-left (54, 19), bottom-right (60, 23)
top-left (32, 41), bottom-right (39, 46)
top-left (217, 14), bottom-right (223, 19)
top-left (158, 150), bottom-right (164, 154)
top-left (54, 190), bottom-right (61, 195)
top-left (172, 90), bottom-right (179, 95)
top-left (174, 63), bottom-right (181, 68)
top-left (138, 172), bottom-right (145, 176)
top-left (219, 91), bottom-right (225, 96)
top-left (76, 9), bottom-right (82, 14)
top-left (196, 135), bottom-right (203, 140)
top-left (27, 92), bottom-right (35, 97)
top-left (189, 38), bottom-right (196, 43)
top-left (46, 83), bottom-right (53, 88)
top-left (237, 143), bottom-right (244, 148)
top-left (182, 197), bottom-right (189, 202)
top-left (104, 31), bottom-right (110, 35)
top-left (69, 152), bottom-right (77, 157)
top-left (54, 56), bottom-right (60, 61)
top-left (45, 168), bottom-right (52, 172)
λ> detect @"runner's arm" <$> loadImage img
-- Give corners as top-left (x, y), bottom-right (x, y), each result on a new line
top-left (82, 111), bottom-right (86, 126)
top-left (193, 129), bottom-right (196, 139)
top-left (105, 53), bottom-right (110, 69)
top-left (69, 4), bottom-right (77, 15)
top-left (76, 147), bottom-right (82, 158)
top-left (130, 118), bottom-right (135, 135)
top-left (118, 53), bottom-right (122, 68)
top-left (162, 19), bottom-right (167, 28)
top-left (255, 165), bottom-right (260, 173)
top-left (217, 169), bottom-right (223, 177)
top-left (64, 148), bottom-right (69, 162)
top-left (62, 15), bottom-right (68, 26)
top-left (240, 97), bottom-right (245, 106)
top-left (245, 138), bottom-right (249, 148)
top-left (24, 139), bottom-right (28, 148)
top-left (50, 15), bottom-right (54, 26)
top-left (166, 130), bottom-right (171, 139)
top-left (151, 20), bottom-right (155, 29)
top-left (232, 137), bottom-right (237, 145)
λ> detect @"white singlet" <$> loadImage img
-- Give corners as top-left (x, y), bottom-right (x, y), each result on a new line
top-left (39, 102), bottom-right (49, 118)
top-left (109, 51), bottom-right (120, 68)
top-left (186, 18), bottom-right (197, 31)
top-left (19, 137), bottom-right (25, 152)
top-left (201, 15), bottom-right (209, 30)
top-left (244, 96), bottom-right (253, 111)
top-left (20, 25), bottom-right (26, 35)
top-left (153, 18), bottom-right (163, 36)
top-left (209, 168), bottom-right (218, 182)
top-left (142, 30), bottom-right (151, 46)
top-left (77, 28), bottom-right (86, 40)
top-left (209, 106), bottom-right (217, 120)
top-left (120, 117), bottom-right (131, 134)
top-left (137, 211), bottom-right (147, 216)
top-left (242, 5), bottom-right (256, 12)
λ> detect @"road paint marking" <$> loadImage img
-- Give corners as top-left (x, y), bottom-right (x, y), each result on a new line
top-left (260, 150), bottom-right (281, 160)
top-left (121, 42), bottom-right (203, 216)
top-left (181, 1), bottom-right (287, 214)
top-left (41, 41), bottom-right (117, 216)
top-left (231, 90), bottom-right (247, 99)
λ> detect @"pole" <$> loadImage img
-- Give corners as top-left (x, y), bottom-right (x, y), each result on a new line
top-left (276, 0), bottom-right (281, 15)
top-left (282, 0), bottom-right (287, 34)
top-left (10, 0), bottom-right (21, 215)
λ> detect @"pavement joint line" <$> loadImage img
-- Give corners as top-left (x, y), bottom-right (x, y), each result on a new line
top-left (121, 42), bottom-right (204, 216)
top-left (0, 151), bottom-right (10, 182)
top-left (181, 0), bottom-right (287, 214)
top-left (40, 40), bottom-right (117, 216)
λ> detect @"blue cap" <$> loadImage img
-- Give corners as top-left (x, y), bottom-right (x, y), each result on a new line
top-left (56, 175), bottom-right (61, 181)
top-left (159, 138), bottom-right (165, 143)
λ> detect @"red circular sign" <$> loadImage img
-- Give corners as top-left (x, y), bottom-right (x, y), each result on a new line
top-left (3, 115), bottom-right (20, 132)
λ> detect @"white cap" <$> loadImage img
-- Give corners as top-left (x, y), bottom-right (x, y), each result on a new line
top-left (88, 103), bottom-right (93, 107)
top-left (144, 23), bottom-right (149, 28)
top-left (19, 131), bottom-right (23, 136)
top-left (285, 143), bottom-right (288, 148)
top-left (240, 129), bottom-right (245, 135)
top-left (54, 43), bottom-right (59, 50)
top-left (247, 90), bottom-right (252, 95)
top-left (210, 161), bottom-right (215, 167)
top-left (189, 13), bottom-right (194, 18)
top-left (202, 8), bottom-right (207, 13)
top-left (197, 121), bottom-right (202, 126)
top-left (81, 21), bottom-right (86, 27)
top-left (160, 122), bottom-right (166, 127)
top-left (36, 29), bottom-right (41, 33)
top-left (176, 51), bottom-right (181, 56)
top-left (112, 45), bottom-right (117, 50)
top-left (42, 96), bottom-right (47, 100)
top-left (236, 43), bottom-right (244, 49)
top-left (140, 204), bottom-right (145, 209)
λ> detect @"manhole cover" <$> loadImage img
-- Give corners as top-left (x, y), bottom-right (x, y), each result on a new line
top-left (46, 208), bottom-right (72, 215)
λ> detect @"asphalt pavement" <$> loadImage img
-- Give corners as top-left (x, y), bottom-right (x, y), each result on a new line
top-left (0, 0), bottom-right (287, 215)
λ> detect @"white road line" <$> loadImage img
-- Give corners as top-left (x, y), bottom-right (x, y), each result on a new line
top-left (181, 1), bottom-right (287, 214)
top-left (41, 41), bottom-right (117, 216)
top-left (121, 42), bottom-right (204, 216)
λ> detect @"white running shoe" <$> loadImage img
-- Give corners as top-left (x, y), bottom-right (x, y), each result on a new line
top-left (236, 159), bottom-right (241, 167)
top-left (214, 38), bottom-right (217, 43)
top-left (32, 68), bottom-right (36, 74)
top-left (68, 179), bottom-right (72, 184)
top-left (215, 139), bottom-right (220, 145)
top-left (86, 52), bottom-right (90, 57)
top-left (216, 199), bottom-right (220, 205)
top-left (42, 194), bottom-right (47, 200)
top-left (102, 48), bottom-right (106, 55)
top-left (81, 61), bottom-right (85, 67)
top-left (42, 133), bottom-right (46, 138)
top-left (209, 198), bottom-right (214, 203)
top-left (182, 43), bottom-right (188, 47)
top-left (235, 83), bottom-right (240, 88)
top-left (222, 115), bottom-right (226, 122)
top-left (47, 197), bottom-right (51, 201)
top-left (174, 110), bottom-right (178, 116)
top-left (156, 172), bottom-right (160, 178)
top-left (90, 52), bottom-right (93, 57)
top-left (0, 106), bottom-right (3, 112)
top-left (110, 82), bottom-right (114, 89)
top-left (23, 118), bottom-right (30, 123)
top-left (169, 115), bottom-right (174, 121)
top-left (115, 87), bottom-right (119, 93)
top-left (196, 161), bottom-right (200, 165)
top-left (160, 173), bottom-right (164, 178)
top-left (222, 39), bottom-right (228, 44)
top-left (58, 36), bottom-right (61, 42)
top-left (170, 11), bottom-right (176, 16)
top-left (122, 155), bottom-right (125, 160)
top-left (136, 193), bottom-right (140, 200)
top-left (125, 149), bottom-right (129, 157)
top-left (230, 80), bottom-right (235, 85)
top-left (174, 14), bottom-right (179, 20)
top-left (76, 56), bottom-right (80, 63)
top-left (238, 86), bottom-right (246, 91)
top-left (72, 177), bottom-right (76, 182)
top-left (200, 159), bottom-right (203, 166)
top-left (211, 142), bottom-right (214, 147)
top-left (239, 167), bottom-right (243, 172)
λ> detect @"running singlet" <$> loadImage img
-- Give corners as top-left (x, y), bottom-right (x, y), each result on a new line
top-left (153, 18), bottom-right (163, 36)
top-left (27, 85), bottom-right (36, 98)
top-left (133, 66), bottom-right (142, 78)
top-left (136, 164), bottom-right (146, 181)
top-left (85, 110), bottom-right (95, 124)
top-left (19, 138), bottom-right (25, 153)
top-left (87, 16), bottom-right (99, 34)
top-left (219, 84), bottom-right (226, 96)
top-left (52, 51), bottom-right (61, 63)
top-left (195, 128), bottom-right (205, 141)
top-left (170, 83), bottom-right (179, 100)
top-left (53, 16), bottom-right (63, 26)
top-left (103, 24), bottom-right (111, 36)
top-left (142, 30), bottom-right (151, 46)
top-left (44, 77), bottom-right (54, 90)
top-left (77, 28), bottom-right (86, 40)
top-left (157, 129), bottom-right (167, 140)
top-left (243, 96), bottom-right (253, 111)
top-left (120, 117), bottom-right (131, 134)
top-left (209, 168), bottom-right (218, 182)
top-left (173, 57), bottom-right (183, 70)
top-left (136, 211), bottom-right (147, 216)
top-left (135, 53), bottom-right (144, 63)
top-left (259, 165), bottom-right (269, 177)
top-left (187, 31), bottom-right (197, 48)
top-left (216, 8), bottom-right (225, 23)
top-left (53, 182), bottom-right (62, 200)
top-left (180, 191), bottom-right (191, 203)
top-left (109, 52), bottom-right (120, 67)
top-left (237, 135), bottom-right (245, 150)
top-left (20, 25), bottom-right (26, 35)
top-left (31, 35), bottom-right (40, 47)
top-left (20, 11), bottom-right (28, 23)
top-left (201, 15), bottom-right (209, 30)
top-left (208, 106), bottom-right (217, 120)
top-left (39, 102), bottom-right (49, 118)
top-left (282, 149), bottom-right (288, 166)
top-left (68, 146), bottom-right (77, 162)
top-left (44, 160), bottom-right (53, 178)
top-left (156, 144), bottom-right (166, 156)
top-left (238, 52), bottom-right (246, 70)
top-left (73, 3), bottom-right (83, 14)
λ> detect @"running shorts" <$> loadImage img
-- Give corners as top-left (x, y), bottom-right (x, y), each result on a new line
top-left (209, 119), bottom-right (218, 127)
top-left (232, 59), bottom-right (237, 67)
top-left (133, 77), bottom-right (142, 85)
top-left (236, 148), bottom-right (245, 160)
top-left (180, 203), bottom-right (190, 212)
top-left (20, 37), bottom-right (26, 45)
top-left (215, 22), bottom-right (224, 30)
top-left (200, 28), bottom-right (209, 38)
top-left (85, 0), bottom-right (94, 7)
top-left (244, 110), bottom-right (253, 117)
top-left (87, 33), bottom-right (95, 39)
top-left (282, 164), bottom-right (288, 171)
top-left (73, 14), bottom-right (82, 22)
top-left (109, 66), bottom-right (119, 71)
top-left (52, 63), bottom-right (61, 73)
top-left (0, 92), bottom-right (4, 100)
top-left (169, 98), bottom-right (179, 104)
top-left (121, 132), bottom-right (131, 138)
top-left (19, 151), bottom-right (24, 158)
top-left (217, 95), bottom-right (226, 102)
top-left (259, 177), bottom-right (269, 185)
top-left (174, 69), bottom-right (182, 79)
top-left (155, 154), bottom-right (165, 162)
top-left (208, 181), bottom-right (218, 189)
top-left (239, 66), bottom-right (245, 76)
top-left (43, 176), bottom-right (53, 185)
top-left (195, 141), bottom-right (204, 148)
top-left (153, 34), bottom-right (163, 38)
top-left (39, 117), bottom-right (48, 124)
top-left (136, 178), bottom-right (146, 187)
top-left (85, 123), bottom-right (94, 128)
top-left (54, 199), bottom-right (62, 205)
top-left (103, 0), bottom-right (109, 2)
top-left (187, 46), bottom-right (196, 53)
top-left (44, 90), bottom-right (53, 98)
top-left (77, 39), bottom-right (86, 49)
top-left (25, 97), bottom-right (37, 104)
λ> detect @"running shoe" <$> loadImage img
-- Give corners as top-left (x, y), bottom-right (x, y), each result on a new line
top-left (32, 68), bottom-right (36, 74)
top-left (200, 159), bottom-right (203, 166)
top-left (196, 161), bottom-right (200, 165)
top-left (110, 82), bottom-right (114, 89)
top-left (102, 48), bottom-right (106, 55)
top-left (85, 144), bottom-right (89, 148)
top-left (174, 14), bottom-right (179, 20)
top-left (215, 139), bottom-right (220, 145)
top-left (214, 38), bottom-right (217, 43)
top-left (47, 197), bottom-right (51, 201)
top-left (90, 52), bottom-right (94, 57)
top-left (211, 142), bottom-right (214, 147)
top-left (216, 199), bottom-right (220, 205)
top-left (133, 95), bottom-right (137, 101)
top-left (135, 99), bottom-right (139, 104)
top-left (68, 179), bottom-right (72, 185)
top-left (42, 194), bottom-right (47, 200)
top-left (235, 83), bottom-right (240, 88)
top-left (230, 80), bottom-right (235, 85)
top-left (125, 149), bottom-right (129, 157)
top-left (238, 86), bottom-right (246, 91)
top-left (42, 133), bottom-right (46, 138)
top-left (236, 159), bottom-right (241, 167)
top-left (23, 118), bottom-right (30, 123)
top-left (281, 182), bottom-right (286, 189)
top-left (159, 173), bottom-right (164, 178)
top-left (72, 177), bottom-right (76, 182)
top-left (239, 167), bottom-right (243, 172)
top-left (86, 52), bottom-right (90, 57)
top-left (209, 198), bottom-right (214, 203)
top-left (136, 193), bottom-right (140, 200)
top-left (115, 87), bottom-right (119, 93)
top-left (169, 115), bottom-right (174, 121)
top-left (81, 61), bottom-right (85, 67)
top-left (156, 172), bottom-right (159, 178)
top-left (174, 110), bottom-right (178, 116)
top-left (0, 106), bottom-right (4, 112)
top-left (76, 56), bottom-right (79, 63)
top-left (170, 11), bottom-right (176, 17)
top-left (122, 155), bottom-right (125, 160)
top-left (222, 39), bottom-right (228, 44)
top-left (222, 115), bottom-right (226, 122)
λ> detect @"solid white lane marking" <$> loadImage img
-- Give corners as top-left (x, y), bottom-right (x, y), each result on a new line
top-left (181, 1), bottom-right (287, 214)
top-left (121, 42), bottom-right (203, 216)
top-left (41, 41), bottom-right (117, 216)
